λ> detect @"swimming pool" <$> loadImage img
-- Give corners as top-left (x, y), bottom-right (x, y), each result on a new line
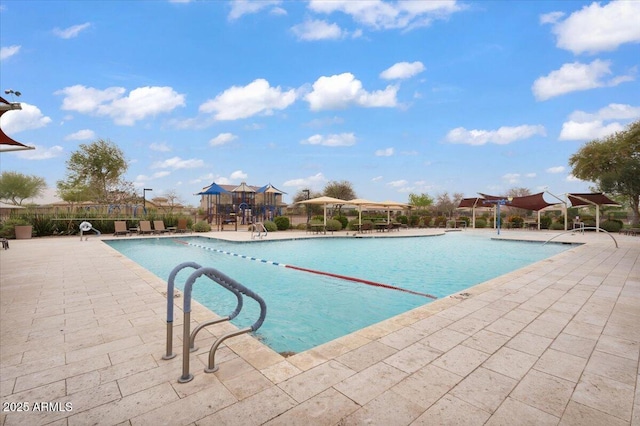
top-left (105, 233), bottom-right (572, 354)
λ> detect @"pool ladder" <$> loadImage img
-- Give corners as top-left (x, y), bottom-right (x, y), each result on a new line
top-left (162, 262), bottom-right (267, 383)
top-left (251, 222), bottom-right (268, 240)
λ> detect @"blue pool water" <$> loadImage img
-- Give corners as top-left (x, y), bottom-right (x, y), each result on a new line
top-left (105, 233), bottom-right (571, 354)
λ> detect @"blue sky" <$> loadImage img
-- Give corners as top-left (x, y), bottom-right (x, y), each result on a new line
top-left (1, 0), bottom-right (639, 206)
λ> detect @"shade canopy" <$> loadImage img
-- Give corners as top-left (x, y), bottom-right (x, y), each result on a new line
top-left (0, 96), bottom-right (35, 153)
top-left (479, 192), bottom-right (558, 211)
top-left (297, 196), bottom-right (347, 225)
top-left (232, 182), bottom-right (256, 193)
top-left (196, 182), bottom-right (231, 195)
top-left (257, 183), bottom-right (286, 195)
top-left (568, 193), bottom-right (620, 207)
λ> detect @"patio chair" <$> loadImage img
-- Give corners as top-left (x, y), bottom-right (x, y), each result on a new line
top-left (153, 220), bottom-right (168, 234)
top-left (114, 221), bottom-right (128, 236)
top-left (175, 218), bottom-right (190, 233)
top-left (138, 220), bottom-right (153, 235)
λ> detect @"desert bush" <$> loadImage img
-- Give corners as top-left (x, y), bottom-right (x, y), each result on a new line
top-left (549, 222), bottom-right (564, 230)
top-left (273, 216), bottom-right (290, 230)
top-left (263, 220), bottom-right (278, 232)
top-left (333, 215), bottom-right (348, 230)
top-left (475, 218), bottom-right (487, 228)
top-left (325, 219), bottom-right (342, 232)
top-left (192, 221), bottom-right (211, 232)
top-left (434, 216), bottom-right (447, 227)
top-left (540, 216), bottom-right (552, 229)
top-left (600, 220), bottom-right (623, 233)
top-left (508, 215), bottom-right (524, 228)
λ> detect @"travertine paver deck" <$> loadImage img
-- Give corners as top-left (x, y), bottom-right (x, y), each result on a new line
top-left (0, 229), bottom-right (638, 425)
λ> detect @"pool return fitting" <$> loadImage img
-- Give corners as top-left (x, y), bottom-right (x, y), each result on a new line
top-left (163, 262), bottom-right (267, 383)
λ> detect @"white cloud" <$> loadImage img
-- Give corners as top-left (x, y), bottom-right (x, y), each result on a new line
top-left (209, 132), bottom-right (238, 146)
top-left (0, 45), bottom-right (21, 60)
top-left (502, 173), bottom-right (520, 184)
top-left (282, 172), bottom-right (327, 189)
top-left (387, 179), bottom-right (408, 188)
top-left (228, 0), bottom-right (282, 20)
top-left (151, 156), bottom-right (205, 170)
top-left (445, 124), bottom-right (546, 145)
top-left (380, 61), bottom-right (425, 80)
top-left (307, 0), bottom-right (462, 31)
top-left (53, 22), bottom-right (91, 39)
top-left (153, 171), bottom-right (171, 179)
top-left (14, 145), bottom-right (63, 160)
top-left (546, 166), bottom-right (565, 174)
top-left (291, 19), bottom-right (346, 41)
top-left (56, 85), bottom-right (185, 125)
top-left (199, 79), bottom-right (296, 121)
top-left (372, 176), bottom-right (383, 182)
top-left (566, 174), bottom-right (583, 182)
top-left (532, 60), bottom-right (634, 101)
top-left (559, 120), bottom-right (625, 141)
top-left (568, 103), bottom-right (640, 122)
top-left (149, 142), bottom-right (171, 152)
top-left (0, 103), bottom-right (52, 134)
top-left (546, 1), bottom-right (640, 54)
top-left (539, 11), bottom-right (564, 25)
top-left (301, 133), bottom-right (356, 147)
top-left (65, 129), bottom-right (95, 141)
top-left (305, 73), bottom-right (398, 111)
top-left (375, 147), bottom-right (394, 156)
top-left (230, 170), bottom-right (248, 180)
top-left (559, 103), bottom-right (640, 140)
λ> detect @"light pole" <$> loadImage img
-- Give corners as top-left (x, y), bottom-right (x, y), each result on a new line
top-left (302, 189), bottom-right (310, 223)
top-left (143, 188), bottom-right (153, 213)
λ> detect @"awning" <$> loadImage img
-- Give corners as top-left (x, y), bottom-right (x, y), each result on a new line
top-left (479, 192), bottom-right (558, 211)
top-left (568, 193), bottom-right (620, 208)
top-left (0, 96), bottom-right (35, 153)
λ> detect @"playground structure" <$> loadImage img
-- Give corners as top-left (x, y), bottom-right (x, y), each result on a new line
top-left (197, 182), bottom-right (286, 231)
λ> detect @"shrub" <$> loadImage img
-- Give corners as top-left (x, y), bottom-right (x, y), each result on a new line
top-left (475, 218), bottom-right (487, 228)
top-left (600, 220), bottom-right (623, 233)
top-left (0, 218), bottom-right (31, 239)
top-left (434, 216), bottom-right (447, 227)
top-left (508, 215), bottom-right (524, 228)
top-left (396, 215), bottom-right (408, 225)
top-left (459, 216), bottom-right (470, 227)
top-left (273, 216), bottom-right (290, 231)
top-left (192, 221), bottom-right (211, 232)
top-left (549, 222), bottom-right (564, 230)
top-left (540, 216), bottom-right (552, 229)
top-left (332, 215), bottom-right (348, 230)
top-left (347, 219), bottom-right (360, 231)
top-left (325, 219), bottom-right (342, 232)
top-left (409, 215), bottom-right (420, 227)
top-left (263, 220), bottom-right (278, 232)
top-left (296, 223), bottom-right (307, 231)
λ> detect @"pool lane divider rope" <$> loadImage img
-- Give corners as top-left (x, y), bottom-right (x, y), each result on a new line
top-left (174, 239), bottom-right (437, 300)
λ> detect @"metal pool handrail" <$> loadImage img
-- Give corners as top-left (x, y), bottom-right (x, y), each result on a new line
top-left (542, 227), bottom-right (618, 248)
top-left (167, 265), bottom-right (266, 383)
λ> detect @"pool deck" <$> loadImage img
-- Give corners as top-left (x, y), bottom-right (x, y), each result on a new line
top-left (1, 228), bottom-right (638, 425)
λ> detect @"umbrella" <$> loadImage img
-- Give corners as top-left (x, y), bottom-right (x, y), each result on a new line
top-left (297, 196), bottom-right (347, 225)
top-left (346, 198), bottom-right (379, 227)
top-left (377, 200), bottom-right (410, 223)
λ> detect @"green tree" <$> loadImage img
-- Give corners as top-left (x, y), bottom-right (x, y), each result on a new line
top-left (408, 193), bottom-right (433, 211)
top-left (0, 171), bottom-right (47, 205)
top-left (569, 120), bottom-right (640, 225)
top-left (57, 139), bottom-right (131, 204)
top-left (323, 180), bottom-right (356, 216)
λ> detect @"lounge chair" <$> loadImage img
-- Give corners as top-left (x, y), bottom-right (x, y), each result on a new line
top-left (175, 218), bottom-right (190, 233)
top-left (114, 221), bottom-right (128, 236)
top-left (153, 220), bottom-right (168, 234)
top-left (138, 220), bottom-right (153, 235)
